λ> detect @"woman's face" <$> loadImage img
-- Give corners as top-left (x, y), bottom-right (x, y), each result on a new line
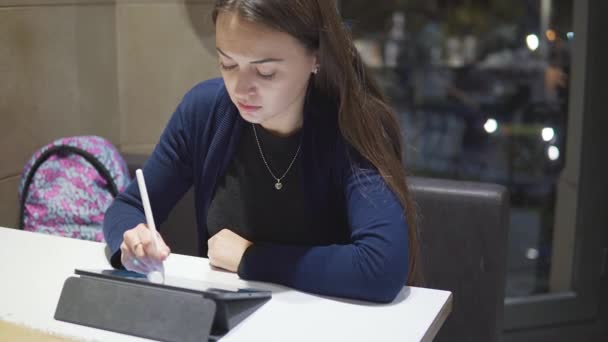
top-left (215, 12), bottom-right (317, 134)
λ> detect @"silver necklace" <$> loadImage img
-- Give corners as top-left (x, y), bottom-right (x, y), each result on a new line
top-left (252, 123), bottom-right (302, 190)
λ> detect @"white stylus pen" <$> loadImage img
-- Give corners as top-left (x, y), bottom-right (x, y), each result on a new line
top-left (135, 169), bottom-right (165, 283)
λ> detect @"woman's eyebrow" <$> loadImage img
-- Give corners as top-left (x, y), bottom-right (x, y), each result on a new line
top-left (216, 48), bottom-right (284, 64)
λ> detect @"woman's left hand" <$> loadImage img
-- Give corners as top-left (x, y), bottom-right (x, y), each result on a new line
top-left (208, 229), bottom-right (253, 272)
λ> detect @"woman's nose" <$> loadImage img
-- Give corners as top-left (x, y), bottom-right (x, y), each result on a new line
top-left (234, 75), bottom-right (256, 98)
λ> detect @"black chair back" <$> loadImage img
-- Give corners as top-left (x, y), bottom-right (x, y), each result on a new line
top-left (410, 176), bottom-right (509, 342)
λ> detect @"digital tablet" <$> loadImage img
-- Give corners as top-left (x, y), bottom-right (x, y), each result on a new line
top-left (75, 269), bottom-right (272, 301)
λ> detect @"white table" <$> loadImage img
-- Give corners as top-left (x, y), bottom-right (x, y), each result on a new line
top-left (0, 227), bottom-right (452, 341)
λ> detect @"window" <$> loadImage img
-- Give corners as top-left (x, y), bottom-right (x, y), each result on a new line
top-left (343, 0), bottom-right (607, 333)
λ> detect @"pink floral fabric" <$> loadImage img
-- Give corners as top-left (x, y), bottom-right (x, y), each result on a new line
top-left (18, 136), bottom-right (130, 241)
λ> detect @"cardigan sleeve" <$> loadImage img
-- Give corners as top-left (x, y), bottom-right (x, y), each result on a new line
top-left (237, 168), bottom-right (410, 303)
top-left (103, 80), bottom-right (221, 268)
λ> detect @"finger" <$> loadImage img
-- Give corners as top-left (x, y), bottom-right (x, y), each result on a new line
top-left (141, 239), bottom-right (165, 261)
top-left (124, 257), bottom-right (151, 274)
top-left (121, 238), bottom-right (158, 271)
top-left (209, 264), bottom-right (224, 271)
top-left (123, 229), bottom-right (146, 258)
top-left (209, 232), bottom-right (221, 247)
top-left (121, 243), bottom-right (149, 273)
top-left (131, 251), bottom-right (159, 271)
top-left (156, 232), bottom-right (171, 255)
top-left (135, 224), bottom-right (154, 247)
top-left (135, 226), bottom-right (157, 258)
top-left (138, 256), bottom-right (160, 272)
top-left (136, 226), bottom-right (169, 261)
top-left (120, 241), bottom-right (130, 265)
top-left (208, 253), bottom-right (219, 269)
top-left (207, 244), bottom-right (219, 266)
top-left (152, 231), bottom-right (171, 259)
top-left (120, 241), bottom-right (140, 265)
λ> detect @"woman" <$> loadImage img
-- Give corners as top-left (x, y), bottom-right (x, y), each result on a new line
top-left (103, 0), bottom-right (420, 303)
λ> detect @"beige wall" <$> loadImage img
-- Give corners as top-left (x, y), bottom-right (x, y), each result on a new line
top-left (116, 0), bottom-right (217, 154)
top-left (0, 1), bottom-right (119, 228)
top-left (0, 0), bottom-right (219, 227)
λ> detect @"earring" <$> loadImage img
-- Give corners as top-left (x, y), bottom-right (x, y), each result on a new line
top-left (313, 65), bottom-right (320, 74)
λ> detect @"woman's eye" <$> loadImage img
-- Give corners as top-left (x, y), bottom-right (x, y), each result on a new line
top-left (220, 62), bottom-right (275, 80)
top-left (220, 63), bottom-right (238, 71)
top-left (257, 71), bottom-right (276, 80)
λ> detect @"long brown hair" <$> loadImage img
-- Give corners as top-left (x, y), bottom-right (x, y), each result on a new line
top-left (212, 0), bottom-right (421, 285)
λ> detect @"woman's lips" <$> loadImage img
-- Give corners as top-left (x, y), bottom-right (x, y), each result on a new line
top-left (237, 102), bottom-right (261, 112)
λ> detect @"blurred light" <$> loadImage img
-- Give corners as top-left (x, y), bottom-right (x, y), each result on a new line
top-left (548, 145), bottom-right (560, 160)
top-left (546, 29), bottom-right (556, 42)
top-left (526, 34), bottom-right (540, 51)
top-left (526, 248), bottom-right (539, 260)
top-left (484, 118), bottom-right (498, 134)
top-left (567, 31), bottom-right (574, 40)
top-left (542, 127), bottom-right (555, 142)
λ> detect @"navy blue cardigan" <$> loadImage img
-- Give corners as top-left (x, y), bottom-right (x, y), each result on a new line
top-left (103, 78), bottom-right (409, 303)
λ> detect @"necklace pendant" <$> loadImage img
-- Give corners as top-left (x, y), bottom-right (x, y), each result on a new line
top-left (275, 181), bottom-right (283, 190)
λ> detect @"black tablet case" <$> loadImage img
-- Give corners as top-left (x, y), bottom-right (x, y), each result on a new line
top-left (55, 275), bottom-right (270, 341)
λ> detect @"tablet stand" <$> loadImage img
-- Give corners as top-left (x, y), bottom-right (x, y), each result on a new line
top-left (55, 275), bottom-right (222, 341)
top-left (212, 294), bottom-right (271, 335)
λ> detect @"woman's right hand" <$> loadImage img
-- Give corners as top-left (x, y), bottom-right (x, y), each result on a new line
top-left (120, 223), bottom-right (171, 274)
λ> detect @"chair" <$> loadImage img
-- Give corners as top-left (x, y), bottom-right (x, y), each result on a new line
top-left (410, 176), bottom-right (509, 342)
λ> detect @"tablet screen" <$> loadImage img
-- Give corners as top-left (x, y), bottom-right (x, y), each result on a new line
top-left (75, 269), bottom-right (272, 300)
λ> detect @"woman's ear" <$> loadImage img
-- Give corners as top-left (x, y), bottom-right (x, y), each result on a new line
top-left (312, 54), bottom-right (320, 74)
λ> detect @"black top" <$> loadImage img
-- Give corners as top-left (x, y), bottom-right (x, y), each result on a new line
top-left (207, 123), bottom-right (329, 245)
